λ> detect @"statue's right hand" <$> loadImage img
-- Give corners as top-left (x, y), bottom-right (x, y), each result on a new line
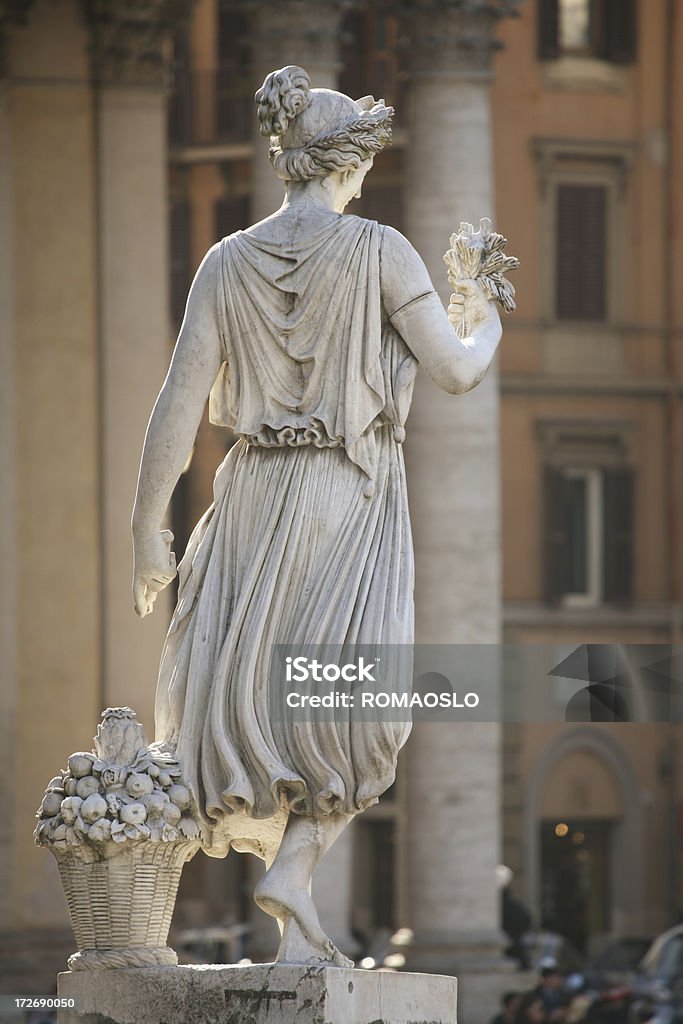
top-left (132, 528), bottom-right (177, 618)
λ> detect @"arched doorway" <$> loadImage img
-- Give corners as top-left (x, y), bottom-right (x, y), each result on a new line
top-left (539, 750), bottom-right (622, 951)
top-left (524, 728), bottom-right (644, 946)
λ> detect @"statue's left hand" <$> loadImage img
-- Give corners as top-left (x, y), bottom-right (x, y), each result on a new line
top-left (447, 278), bottom-right (494, 330)
top-left (132, 528), bottom-right (177, 618)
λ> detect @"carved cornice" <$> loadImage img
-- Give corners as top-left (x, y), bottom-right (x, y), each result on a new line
top-left (385, 0), bottom-right (522, 78)
top-left (83, 0), bottom-right (193, 88)
top-left (531, 137), bottom-right (636, 197)
top-left (244, 0), bottom-right (364, 71)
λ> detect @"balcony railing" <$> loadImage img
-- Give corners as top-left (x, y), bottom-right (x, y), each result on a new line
top-left (169, 65), bottom-right (253, 148)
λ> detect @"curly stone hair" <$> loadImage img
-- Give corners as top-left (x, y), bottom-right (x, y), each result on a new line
top-left (255, 65), bottom-right (394, 182)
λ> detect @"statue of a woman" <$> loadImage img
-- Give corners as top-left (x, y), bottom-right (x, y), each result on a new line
top-left (131, 66), bottom-right (502, 968)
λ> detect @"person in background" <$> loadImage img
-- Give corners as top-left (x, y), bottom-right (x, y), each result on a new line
top-left (502, 883), bottom-right (533, 968)
top-left (513, 992), bottom-right (546, 1024)
top-left (497, 864), bottom-right (533, 969)
top-left (535, 966), bottom-right (568, 1023)
top-left (491, 991), bottom-right (522, 1024)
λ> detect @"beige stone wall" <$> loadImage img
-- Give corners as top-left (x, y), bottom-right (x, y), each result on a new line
top-left (5, 2), bottom-right (100, 928)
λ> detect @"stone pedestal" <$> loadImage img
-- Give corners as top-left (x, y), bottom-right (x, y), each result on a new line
top-left (58, 964), bottom-right (458, 1024)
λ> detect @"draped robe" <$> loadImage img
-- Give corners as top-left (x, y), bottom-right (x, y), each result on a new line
top-left (155, 212), bottom-right (417, 856)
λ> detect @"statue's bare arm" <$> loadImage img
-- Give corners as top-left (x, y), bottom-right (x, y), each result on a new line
top-left (131, 245), bottom-right (224, 617)
top-left (380, 225), bottom-right (502, 393)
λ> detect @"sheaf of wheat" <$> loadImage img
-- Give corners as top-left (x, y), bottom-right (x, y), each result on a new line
top-left (443, 217), bottom-right (520, 314)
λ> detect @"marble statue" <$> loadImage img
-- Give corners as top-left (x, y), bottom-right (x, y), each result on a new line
top-left (130, 65), bottom-right (515, 969)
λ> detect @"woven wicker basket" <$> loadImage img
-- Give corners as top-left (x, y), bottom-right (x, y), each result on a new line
top-left (56, 840), bottom-right (200, 970)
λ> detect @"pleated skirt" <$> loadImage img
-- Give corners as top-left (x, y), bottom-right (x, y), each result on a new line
top-left (155, 425), bottom-right (413, 851)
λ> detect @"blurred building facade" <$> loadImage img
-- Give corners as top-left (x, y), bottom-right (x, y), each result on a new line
top-left (167, 0), bottom-right (683, 962)
top-left (2, 0), bottom-right (683, 1011)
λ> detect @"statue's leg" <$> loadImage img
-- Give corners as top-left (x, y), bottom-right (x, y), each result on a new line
top-left (254, 811), bottom-right (354, 967)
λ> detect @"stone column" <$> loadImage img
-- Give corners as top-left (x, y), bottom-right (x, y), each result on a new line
top-left (87, 2), bottom-right (191, 726)
top-left (246, 0), bottom-right (349, 222)
top-left (398, 0), bottom-right (519, 995)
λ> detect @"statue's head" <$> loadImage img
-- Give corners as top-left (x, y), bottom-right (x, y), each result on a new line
top-left (255, 65), bottom-right (393, 196)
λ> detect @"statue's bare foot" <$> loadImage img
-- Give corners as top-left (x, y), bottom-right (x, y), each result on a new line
top-left (254, 870), bottom-right (352, 967)
top-left (277, 916), bottom-right (354, 968)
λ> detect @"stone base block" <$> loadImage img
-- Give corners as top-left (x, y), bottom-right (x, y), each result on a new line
top-left (58, 963), bottom-right (458, 1024)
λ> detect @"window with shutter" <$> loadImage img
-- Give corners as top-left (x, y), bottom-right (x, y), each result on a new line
top-left (538, 421), bottom-right (635, 608)
top-left (542, 462), bottom-right (634, 607)
top-left (538, 0), bottom-right (637, 64)
top-left (538, 0), bottom-right (560, 60)
top-left (602, 0), bottom-right (637, 64)
top-left (555, 183), bottom-right (607, 322)
top-left (602, 466), bottom-right (635, 604)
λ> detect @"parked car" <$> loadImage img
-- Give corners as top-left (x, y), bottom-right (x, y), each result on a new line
top-left (629, 926), bottom-right (683, 1024)
top-left (564, 936), bottom-right (653, 1024)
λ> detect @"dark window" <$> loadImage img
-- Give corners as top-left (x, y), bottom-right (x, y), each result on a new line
top-left (356, 183), bottom-right (403, 233)
top-left (216, 5), bottom-right (251, 142)
top-left (555, 183), bottom-right (607, 322)
top-left (170, 196), bottom-right (191, 329)
top-left (217, 4), bottom-right (249, 66)
top-left (543, 463), bottom-right (634, 605)
top-left (214, 195), bottom-right (249, 242)
top-left (564, 474), bottom-right (589, 594)
top-left (168, 33), bottom-right (191, 146)
top-left (538, 0), bottom-right (637, 64)
top-left (352, 817), bottom-right (396, 943)
top-left (339, 10), bottom-right (404, 115)
top-left (169, 5), bottom-right (251, 146)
